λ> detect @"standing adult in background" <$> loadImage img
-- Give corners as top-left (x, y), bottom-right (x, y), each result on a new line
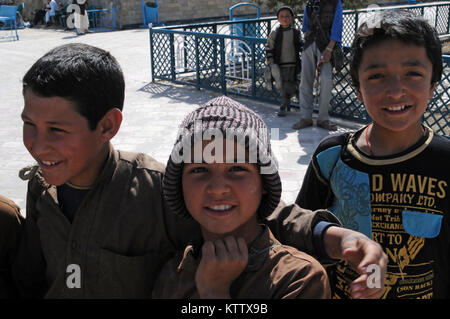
top-left (292, 0), bottom-right (343, 131)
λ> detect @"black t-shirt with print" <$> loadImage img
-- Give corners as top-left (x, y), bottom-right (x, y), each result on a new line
top-left (296, 126), bottom-right (450, 299)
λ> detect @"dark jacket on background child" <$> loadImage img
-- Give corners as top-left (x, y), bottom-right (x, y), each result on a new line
top-left (0, 195), bottom-right (23, 298)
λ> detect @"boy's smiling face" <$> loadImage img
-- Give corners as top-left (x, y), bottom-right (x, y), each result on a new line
top-left (22, 89), bottom-right (109, 187)
top-left (277, 9), bottom-right (293, 28)
top-left (181, 139), bottom-right (263, 242)
top-left (356, 39), bottom-right (436, 133)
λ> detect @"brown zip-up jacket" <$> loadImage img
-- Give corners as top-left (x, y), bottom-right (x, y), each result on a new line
top-left (13, 144), bottom-right (340, 298)
top-left (152, 226), bottom-right (330, 299)
top-left (0, 195), bottom-right (24, 298)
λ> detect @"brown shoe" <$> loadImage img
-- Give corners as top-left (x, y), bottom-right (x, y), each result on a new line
top-left (292, 119), bottom-right (313, 130)
top-left (317, 120), bottom-right (337, 131)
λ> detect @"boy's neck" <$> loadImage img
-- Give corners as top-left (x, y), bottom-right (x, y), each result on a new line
top-left (201, 216), bottom-right (262, 245)
top-left (359, 122), bottom-right (426, 157)
top-left (68, 142), bottom-right (111, 188)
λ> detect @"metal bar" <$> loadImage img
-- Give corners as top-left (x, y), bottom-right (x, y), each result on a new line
top-left (220, 38), bottom-right (226, 94)
top-left (149, 26), bottom-right (155, 82)
top-left (170, 33), bottom-right (175, 81)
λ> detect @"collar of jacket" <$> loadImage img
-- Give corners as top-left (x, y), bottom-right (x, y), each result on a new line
top-left (176, 225), bottom-right (281, 274)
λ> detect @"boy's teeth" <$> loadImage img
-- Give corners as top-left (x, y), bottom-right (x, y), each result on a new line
top-left (42, 160), bottom-right (58, 166)
top-left (208, 205), bottom-right (233, 211)
top-left (387, 105), bottom-right (407, 111)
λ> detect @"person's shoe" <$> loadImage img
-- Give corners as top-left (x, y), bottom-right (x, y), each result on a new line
top-left (277, 107), bottom-right (287, 117)
top-left (292, 119), bottom-right (313, 130)
top-left (317, 120), bottom-right (337, 131)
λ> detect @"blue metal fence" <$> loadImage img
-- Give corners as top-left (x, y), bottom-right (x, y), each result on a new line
top-left (149, 2), bottom-right (450, 138)
top-left (87, 8), bottom-right (116, 32)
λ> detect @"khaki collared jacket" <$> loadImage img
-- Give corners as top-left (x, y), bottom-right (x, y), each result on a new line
top-left (152, 226), bottom-right (330, 299)
top-left (0, 195), bottom-right (23, 298)
top-left (13, 144), bottom-right (340, 298)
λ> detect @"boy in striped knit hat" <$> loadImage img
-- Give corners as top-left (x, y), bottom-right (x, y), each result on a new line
top-left (154, 96), bottom-right (329, 298)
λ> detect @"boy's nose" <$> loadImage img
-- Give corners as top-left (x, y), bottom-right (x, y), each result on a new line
top-left (386, 76), bottom-right (406, 99)
top-left (29, 132), bottom-right (52, 155)
top-left (206, 175), bottom-right (231, 196)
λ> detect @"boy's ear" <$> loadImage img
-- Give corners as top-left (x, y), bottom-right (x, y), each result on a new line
top-left (429, 82), bottom-right (437, 99)
top-left (355, 86), bottom-right (364, 103)
top-left (97, 108), bottom-right (123, 142)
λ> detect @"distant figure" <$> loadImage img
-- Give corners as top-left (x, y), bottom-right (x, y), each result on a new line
top-left (266, 6), bottom-right (302, 117)
top-left (45, 0), bottom-right (59, 26)
top-left (73, 0), bottom-right (90, 35)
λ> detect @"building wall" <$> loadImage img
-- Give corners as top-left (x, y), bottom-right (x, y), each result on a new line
top-left (11, 0), bottom-right (421, 29)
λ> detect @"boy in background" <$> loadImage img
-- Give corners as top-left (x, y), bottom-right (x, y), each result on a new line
top-left (296, 11), bottom-right (449, 298)
top-left (266, 6), bottom-right (302, 117)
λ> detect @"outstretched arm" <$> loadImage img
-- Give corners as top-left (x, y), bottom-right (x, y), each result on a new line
top-left (323, 226), bottom-right (387, 299)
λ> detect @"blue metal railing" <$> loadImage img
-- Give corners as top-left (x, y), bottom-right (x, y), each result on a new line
top-left (87, 8), bottom-right (116, 32)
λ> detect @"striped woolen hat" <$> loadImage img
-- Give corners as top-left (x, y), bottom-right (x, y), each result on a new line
top-left (163, 96), bottom-right (281, 220)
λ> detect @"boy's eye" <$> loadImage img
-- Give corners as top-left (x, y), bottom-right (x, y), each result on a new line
top-left (367, 73), bottom-right (384, 80)
top-left (50, 127), bottom-right (67, 133)
top-left (407, 71), bottom-right (423, 77)
top-left (229, 165), bottom-right (249, 172)
top-left (188, 166), bottom-right (207, 174)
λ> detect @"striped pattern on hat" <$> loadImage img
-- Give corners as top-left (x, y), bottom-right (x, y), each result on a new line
top-left (163, 96), bottom-right (282, 220)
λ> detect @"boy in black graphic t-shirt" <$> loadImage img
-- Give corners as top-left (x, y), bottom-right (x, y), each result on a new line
top-left (296, 10), bottom-right (450, 298)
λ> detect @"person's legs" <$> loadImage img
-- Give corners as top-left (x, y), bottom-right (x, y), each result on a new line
top-left (278, 66), bottom-right (297, 117)
top-left (299, 44), bottom-right (316, 120)
top-left (80, 13), bottom-right (90, 33)
top-left (292, 43), bottom-right (316, 129)
top-left (317, 61), bottom-right (337, 131)
top-left (271, 64), bottom-right (282, 91)
top-left (317, 61), bottom-right (332, 122)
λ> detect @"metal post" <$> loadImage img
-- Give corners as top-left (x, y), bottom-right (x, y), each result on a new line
top-left (149, 27), bottom-right (155, 82)
top-left (195, 36), bottom-right (200, 89)
top-left (170, 33), bottom-right (176, 81)
top-left (220, 38), bottom-right (226, 94)
top-left (251, 41), bottom-right (256, 97)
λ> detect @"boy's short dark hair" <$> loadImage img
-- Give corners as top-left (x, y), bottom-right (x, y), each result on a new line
top-left (22, 43), bottom-right (125, 130)
top-left (350, 10), bottom-right (443, 87)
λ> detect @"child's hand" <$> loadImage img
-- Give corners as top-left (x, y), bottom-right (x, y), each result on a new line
top-left (341, 234), bottom-right (387, 299)
top-left (324, 226), bottom-right (387, 299)
top-left (195, 236), bottom-right (248, 299)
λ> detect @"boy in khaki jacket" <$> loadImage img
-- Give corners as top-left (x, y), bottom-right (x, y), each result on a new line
top-left (153, 96), bottom-right (330, 298)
